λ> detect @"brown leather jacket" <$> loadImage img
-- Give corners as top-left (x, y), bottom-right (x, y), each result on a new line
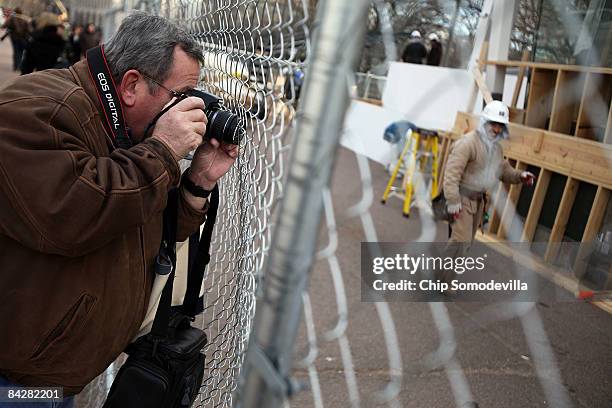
top-left (0, 61), bottom-right (207, 395)
top-left (443, 130), bottom-right (522, 207)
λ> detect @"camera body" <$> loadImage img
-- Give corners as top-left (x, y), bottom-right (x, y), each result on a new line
top-left (186, 89), bottom-right (244, 145)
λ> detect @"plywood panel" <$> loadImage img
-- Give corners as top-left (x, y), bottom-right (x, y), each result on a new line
top-left (576, 73), bottom-right (612, 142)
top-left (525, 68), bottom-right (557, 130)
top-left (521, 169), bottom-right (552, 242)
top-left (549, 71), bottom-right (586, 135)
top-left (544, 177), bottom-right (580, 262)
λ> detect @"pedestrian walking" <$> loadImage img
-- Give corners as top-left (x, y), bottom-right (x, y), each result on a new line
top-left (1, 7), bottom-right (31, 71)
top-left (401, 30), bottom-right (427, 64)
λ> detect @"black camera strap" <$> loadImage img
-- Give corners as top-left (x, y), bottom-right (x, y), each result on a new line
top-left (143, 97), bottom-right (185, 138)
top-left (86, 45), bottom-right (132, 150)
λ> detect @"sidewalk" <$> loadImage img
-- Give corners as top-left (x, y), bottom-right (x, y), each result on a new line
top-left (0, 32), bottom-right (19, 85)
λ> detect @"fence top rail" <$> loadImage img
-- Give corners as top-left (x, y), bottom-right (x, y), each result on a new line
top-left (481, 59), bottom-right (612, 75)
top-left (355, 72), bottom-right (387, 80)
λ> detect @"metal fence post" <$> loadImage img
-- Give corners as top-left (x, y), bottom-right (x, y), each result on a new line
top-left (235, 0), bottom-right (370, 406)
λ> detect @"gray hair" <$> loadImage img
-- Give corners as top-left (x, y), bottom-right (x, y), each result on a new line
top-left (104, 12), bottom-right (203, 92)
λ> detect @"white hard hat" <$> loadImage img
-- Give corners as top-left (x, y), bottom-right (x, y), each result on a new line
top-left (428, 33), bottom-right (439, 41)
top-left (411, 30), bottom-right (421, 38)
top-left (482, 100), bottom-right (510, 125)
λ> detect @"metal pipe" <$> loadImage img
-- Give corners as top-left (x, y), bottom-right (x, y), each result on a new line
top-left (235, 0), bottom-right (370, 406)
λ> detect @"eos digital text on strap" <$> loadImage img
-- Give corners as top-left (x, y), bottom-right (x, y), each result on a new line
top-left (86, 45), bottom-right (132, 150)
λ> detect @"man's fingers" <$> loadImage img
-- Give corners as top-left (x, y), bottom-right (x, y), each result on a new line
top-left (183, 108), bottom-right (207, 124)
top-left (193, 122), bottom-right (206, 137)
top-left (174, 96), bottom-right (205, 112)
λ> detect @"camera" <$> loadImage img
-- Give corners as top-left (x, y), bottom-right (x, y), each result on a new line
top-left (186, 89), bottom-right (244, 145)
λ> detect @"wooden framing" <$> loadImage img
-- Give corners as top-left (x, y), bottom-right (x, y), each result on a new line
top-left (573, 187), bottom-right (611, 278)
top-left (497, 161), bottom-right (527, 240)
top-left (482, 60), bottom-right (612, 144)
top-left (488, 182), bottom-right (506, 234)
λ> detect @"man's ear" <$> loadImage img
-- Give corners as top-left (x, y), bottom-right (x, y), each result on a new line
top-left (118, 69), bottom-right (144, 107)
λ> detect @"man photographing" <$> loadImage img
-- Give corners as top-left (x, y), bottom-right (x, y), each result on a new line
top-left (0, 12), bottom-right (237, 405)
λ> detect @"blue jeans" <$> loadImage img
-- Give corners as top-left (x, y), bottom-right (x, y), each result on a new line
top-left (0, 376), bottom-right (74, 408)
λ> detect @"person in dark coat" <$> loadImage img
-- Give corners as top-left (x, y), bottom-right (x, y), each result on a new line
top-left (2, 8), bottom-right (31, 71)
top-left (427, 33), bottom-right (443, 66)
top-left (67, 24), bottom-right (83, 64)
top-left (401, 30), bottom-right (427, 64)
top-left (20, 24), bottom-right (66, 74)
top-left (79, 22), bottom-right (101, 57)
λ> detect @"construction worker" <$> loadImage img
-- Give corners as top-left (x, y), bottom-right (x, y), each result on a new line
top-left (440, 100), bottom-right (535, 287)
top-left (401, 30), bottom-right (427, 64)
top-left (426, 33), bottom-right (442, 66)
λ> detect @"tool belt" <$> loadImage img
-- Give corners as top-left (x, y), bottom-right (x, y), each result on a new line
top-left (459, 186), bottom-right (485, 201)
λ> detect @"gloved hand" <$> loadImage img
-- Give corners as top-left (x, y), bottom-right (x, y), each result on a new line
top-left (447, 202), bottom-right (462, 221)
top-left (520, 171), bottom-right (536, 186)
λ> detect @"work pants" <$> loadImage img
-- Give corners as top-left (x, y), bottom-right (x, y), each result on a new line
top-left (440, 195), bottom-right (484, 284)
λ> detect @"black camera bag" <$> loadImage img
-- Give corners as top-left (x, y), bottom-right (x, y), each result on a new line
top-left (104, 184), bottom-right (219, 408)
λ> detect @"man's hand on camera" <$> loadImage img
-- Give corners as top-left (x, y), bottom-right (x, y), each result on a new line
top-left (151, 97), bottom-right (207, 160)
top-left (182, 139), bottom-right (239, 209)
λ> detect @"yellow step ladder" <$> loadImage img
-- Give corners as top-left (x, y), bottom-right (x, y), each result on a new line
top-left (381, 126), bottom-right (439, 217)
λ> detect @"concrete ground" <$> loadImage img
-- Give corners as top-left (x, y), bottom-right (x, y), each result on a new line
top-left (289, 148), bottom-right (612, 408)
top-left (0, 37), bottom-right (610, 408)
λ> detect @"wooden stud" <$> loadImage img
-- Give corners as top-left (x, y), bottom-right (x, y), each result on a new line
top-left (472, 66), bottom-right (493, 104)
top-left (574, 186), bottom-right (611, 277)
top-left (544, 177), bottom-right (580, 262)
top-left (521, 169), bottom-right (552, 242)
top-left (483, 59), bottom-right (612, 75)
top-left (511, 50), bottom-right (530, 109)
top-left (497, 162), bottom-right (528, 240)
top-left (478, 41), bottom-right (489, 72)
top-left (488, 182), bottom-right (506, 235)
top-left (605, 96), bottom-right (612, 144)
top-left (581, 186), bottom-right (610, 243)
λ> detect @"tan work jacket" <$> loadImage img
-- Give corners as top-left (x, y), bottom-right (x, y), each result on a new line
top-left (443, 130), bottom-right (522, 207)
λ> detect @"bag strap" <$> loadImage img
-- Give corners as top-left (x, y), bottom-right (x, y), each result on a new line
top-left (149, 188), bottom-right (179, 340)
top-left (182, 184), bottom-right (219, 319)
top-left (149, 182), bottom-right (220, 338)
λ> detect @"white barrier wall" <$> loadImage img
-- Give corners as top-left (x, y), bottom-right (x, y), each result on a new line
top-left (342, 62), bottom-right (527, 167)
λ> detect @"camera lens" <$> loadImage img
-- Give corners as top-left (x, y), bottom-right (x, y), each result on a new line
top-left (207, 110), bottom-right (244, 145)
